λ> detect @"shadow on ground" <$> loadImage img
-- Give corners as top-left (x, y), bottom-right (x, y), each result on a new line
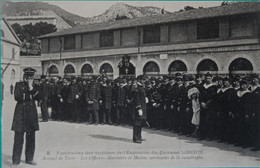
top-left (89, 134), bottom-right (132, 143)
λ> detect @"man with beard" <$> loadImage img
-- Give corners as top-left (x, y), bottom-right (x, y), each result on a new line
top-left (11, 67), bottom-right (39, 167)
top-left (131, 76), bottom-right (147, 143)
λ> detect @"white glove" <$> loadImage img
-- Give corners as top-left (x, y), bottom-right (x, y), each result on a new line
top-left (48, 107), bottom-right (52, 113)
top-left (60, 98), bottom-right (63, 103)
top-left (100, 100), bottom-right (102, 104)
top-left (138, 109), bottom-right (143, 116)
top-left (201, 102), bottom-right (207, 109)
top-left (152, 103), bottom-right (157, 107)
top-left (145, 97), bottom-right (149, 103)
top-left (75, 94), bottom-right (79, 99)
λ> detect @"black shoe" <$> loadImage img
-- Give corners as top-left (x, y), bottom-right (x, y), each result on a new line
top-left (133, 140), bottom-right (142, 143)
top-left (25, 161), bottom-right (37, 165)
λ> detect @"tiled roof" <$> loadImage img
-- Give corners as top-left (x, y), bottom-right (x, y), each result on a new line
top-left (39, 2), bottom-right (260, 39)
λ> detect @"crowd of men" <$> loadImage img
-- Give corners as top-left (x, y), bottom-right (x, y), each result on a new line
top-left (35, 73), bottom-right (260, 150)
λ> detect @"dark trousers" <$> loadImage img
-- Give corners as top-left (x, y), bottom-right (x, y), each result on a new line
top-left (41, 99), bottom-right (49, 121)
top-left (89, 110), bottom-right (99, 124)
top-left (116, 106), bottom-right (126, 124)
top-left (133, 115), bottom-right (142, 142)
top-left (12, 131), bottom-right (35, 164)
top-left (69, 102), bottom-right (80, 122)
top-left (101, 108), bottom-right (112, 124)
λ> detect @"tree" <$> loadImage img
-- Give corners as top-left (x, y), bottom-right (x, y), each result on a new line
top-left (11, 22), bottom-right (57, 55)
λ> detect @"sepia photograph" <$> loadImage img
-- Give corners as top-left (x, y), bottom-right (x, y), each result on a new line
top-left (1, 1), bottom-right (260, 168)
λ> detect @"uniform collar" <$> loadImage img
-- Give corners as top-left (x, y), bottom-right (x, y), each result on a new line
top-left (203, 83), bottom-right (215, 89)
top-left (237, 89), bottom-right (250, 97)
top-left (250, 85), bottom-right (260, 92)
top-left (222, 87), bottom-right (232, 93)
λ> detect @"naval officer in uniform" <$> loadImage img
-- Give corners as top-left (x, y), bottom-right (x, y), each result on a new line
top-left (11, 67), bottom-right (39, 167)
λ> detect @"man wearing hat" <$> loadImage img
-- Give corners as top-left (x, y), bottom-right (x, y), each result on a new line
top-left (217, 77), bottom-right (236, 143)
top-left (67, 76), bottom-right (82, 122)
top-left (86, 76), bottom-right (100, 124)
top-left (11, 67), bottom-right (39, 167)
top-left (171, 73), bottom-right (184, 133)
top-left (131, 77), bottom-right (147, 143)
top-left (39, 75), bottom-right (49, 122)
top-left (233, 79), bottom-right (253, 147)
top-left (200, 73), bottom-right (218, 140)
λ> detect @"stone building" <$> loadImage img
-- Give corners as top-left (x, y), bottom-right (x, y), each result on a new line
top-left (39, 2), bottom-right (260, 79)
top-left (1, 18), bottom-right (21, 95)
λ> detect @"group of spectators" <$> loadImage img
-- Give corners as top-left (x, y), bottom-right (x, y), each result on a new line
top-left (35, 72), bottom-right (260, 150)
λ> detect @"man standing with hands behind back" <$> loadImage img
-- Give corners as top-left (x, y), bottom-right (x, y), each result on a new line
top-left (11, 67), bottom-right (39, 167)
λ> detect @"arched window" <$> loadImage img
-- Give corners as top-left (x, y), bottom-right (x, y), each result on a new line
top-left (64, 64), bottom-right (75, 74)
top-left (197, 59), bottom-right (218, 72)
top-left (143, 61), bottom-right (160, 75)
top-left (229, 58), bottom-right (253, 74)
top-left (49, 65), bottom-right (59, 74)
top-left (99, 63), bottom-right (113, 73)
top-left (81, 64), bottom-right (93, 74)
top-left (168, 60), bottom-right (187, 74)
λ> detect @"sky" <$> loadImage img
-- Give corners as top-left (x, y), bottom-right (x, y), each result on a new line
top-left (46, 1), bottom-right (222, 18)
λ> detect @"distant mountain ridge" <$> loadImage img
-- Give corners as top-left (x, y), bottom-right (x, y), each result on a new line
top-left (86, 3), bottom-right (171, 24)
top-left (1, 1), bottom-right (170, 26)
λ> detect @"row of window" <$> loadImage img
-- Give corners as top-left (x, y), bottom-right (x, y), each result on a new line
top-left (49, 14), bottom-right (255, 51)
top-left (48, 58), bottom-right (254, 75)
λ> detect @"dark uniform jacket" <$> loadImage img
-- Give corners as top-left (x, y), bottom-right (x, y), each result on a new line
top-left (234, 90), bottom-right (253, 121)
top-left (86, 82), bottom-right (100, 111)
top-left (115, 85), bottom-right (126, 107)
top-left (219, 87), bottom-right (236, 117)
top-left (39, 81), bottom-right (49, 102)
top-left (100, 84), bottom-right (113, 110)
top-left (57, 83), bottom-right (70, 103)
top-left (12, 81), bottom-right (39, 132)
top-left (131, 83), bottom-right (147, 120)
top-left (68, 82), bottom-right (82, 104)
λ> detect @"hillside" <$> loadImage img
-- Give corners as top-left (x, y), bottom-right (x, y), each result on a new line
top-left (1, 1), bottom-right (170, 26)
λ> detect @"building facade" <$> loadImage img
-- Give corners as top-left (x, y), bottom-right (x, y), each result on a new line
top-left (39, 2), bottom-right (260, 79)
top-left (1, 18), bottom-right (21, 95)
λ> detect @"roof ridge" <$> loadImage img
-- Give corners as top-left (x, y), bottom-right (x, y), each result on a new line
top-left (39, 2), bottom-right (260, 39)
